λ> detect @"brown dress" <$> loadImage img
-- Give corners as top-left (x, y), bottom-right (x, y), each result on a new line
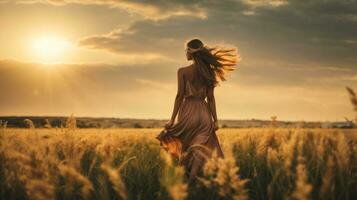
top-left (156, 75), bottom-right (224, 180)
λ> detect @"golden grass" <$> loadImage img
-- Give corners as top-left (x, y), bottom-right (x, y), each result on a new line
top-left (0, 127), bottom-right (356, 200)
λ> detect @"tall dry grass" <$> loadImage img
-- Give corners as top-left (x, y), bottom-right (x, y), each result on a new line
top-left (1, 125), bottom-right (355, 200)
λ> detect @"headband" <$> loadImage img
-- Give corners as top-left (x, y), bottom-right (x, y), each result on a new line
top-left (186, 45), bottom-right (204, 53)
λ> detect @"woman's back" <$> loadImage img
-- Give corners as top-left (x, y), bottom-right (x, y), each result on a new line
top-left (183, 65), bottom-right (208, 100)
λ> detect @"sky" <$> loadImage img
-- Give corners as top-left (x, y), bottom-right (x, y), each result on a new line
top-left (0, 0), bottom-right (357, 121)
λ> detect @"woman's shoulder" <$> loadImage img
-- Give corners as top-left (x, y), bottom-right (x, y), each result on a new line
top-left (178, 64), bottom-right (194, 73)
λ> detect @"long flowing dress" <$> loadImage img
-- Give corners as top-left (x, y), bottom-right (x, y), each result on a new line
top-left (156, 77), bottom-right (225, 179)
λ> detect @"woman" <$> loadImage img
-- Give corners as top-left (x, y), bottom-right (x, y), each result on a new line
top-left (156, 38), bottom-right (239, 183)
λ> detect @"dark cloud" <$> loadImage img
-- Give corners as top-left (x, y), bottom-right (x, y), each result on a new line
top-left (76, 0), bottom-right (357, 70)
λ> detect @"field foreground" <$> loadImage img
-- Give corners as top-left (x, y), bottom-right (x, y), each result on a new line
top-left (0, 128), bottom-right (356, 200)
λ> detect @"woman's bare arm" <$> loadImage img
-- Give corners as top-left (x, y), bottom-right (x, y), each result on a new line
top-left (207, 86), bottom-right (218, 129)
top-left (168, 68), bottom-right (185, 125)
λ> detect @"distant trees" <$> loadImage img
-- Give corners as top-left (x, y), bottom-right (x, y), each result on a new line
top-left (133, 122), bottom-right (144, 128)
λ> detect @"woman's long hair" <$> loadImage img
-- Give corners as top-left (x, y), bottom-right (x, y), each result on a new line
top-left (186, 39), bottom-right (239, 88)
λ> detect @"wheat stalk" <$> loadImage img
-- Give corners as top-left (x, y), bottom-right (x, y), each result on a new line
top-left (346, 87), bottom-right (357, 111)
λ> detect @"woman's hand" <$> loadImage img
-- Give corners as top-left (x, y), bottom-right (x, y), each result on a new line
top-left (214, 121), bottom-right (219, 131)
top-left (165, 120), bottom-right (174, 129)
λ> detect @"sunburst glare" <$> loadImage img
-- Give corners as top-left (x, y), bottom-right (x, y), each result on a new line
top-left (30, 35), bottom-right (71, 64)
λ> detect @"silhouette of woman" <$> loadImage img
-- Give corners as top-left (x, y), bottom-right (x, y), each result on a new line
top-left (156, 38), bottom-right (239, 183)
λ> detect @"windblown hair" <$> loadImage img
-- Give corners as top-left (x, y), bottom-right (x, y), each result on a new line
top-left (186, 38), bottom-right (239, 87)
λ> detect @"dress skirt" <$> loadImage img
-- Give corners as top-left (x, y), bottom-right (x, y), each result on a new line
top-left (156, 97), bottom-right (224, 178)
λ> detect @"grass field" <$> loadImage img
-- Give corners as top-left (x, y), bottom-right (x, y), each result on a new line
top-left (0, 127), bottom-right (356, 200)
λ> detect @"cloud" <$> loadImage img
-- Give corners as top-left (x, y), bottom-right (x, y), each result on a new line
top-left (242, 0), bottom-right (289, 8)
top-left (10, 0), bottom-right (357, 21)
top-left (13, 0), bottom-right (207, 20)
top-left (77, 17), bottom-right (211, 59)
top-left (74, 0), bottom-right (357, 70)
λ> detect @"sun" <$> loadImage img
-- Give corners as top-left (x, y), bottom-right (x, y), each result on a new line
top-left (30, 36), bottom-right (71, 63)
